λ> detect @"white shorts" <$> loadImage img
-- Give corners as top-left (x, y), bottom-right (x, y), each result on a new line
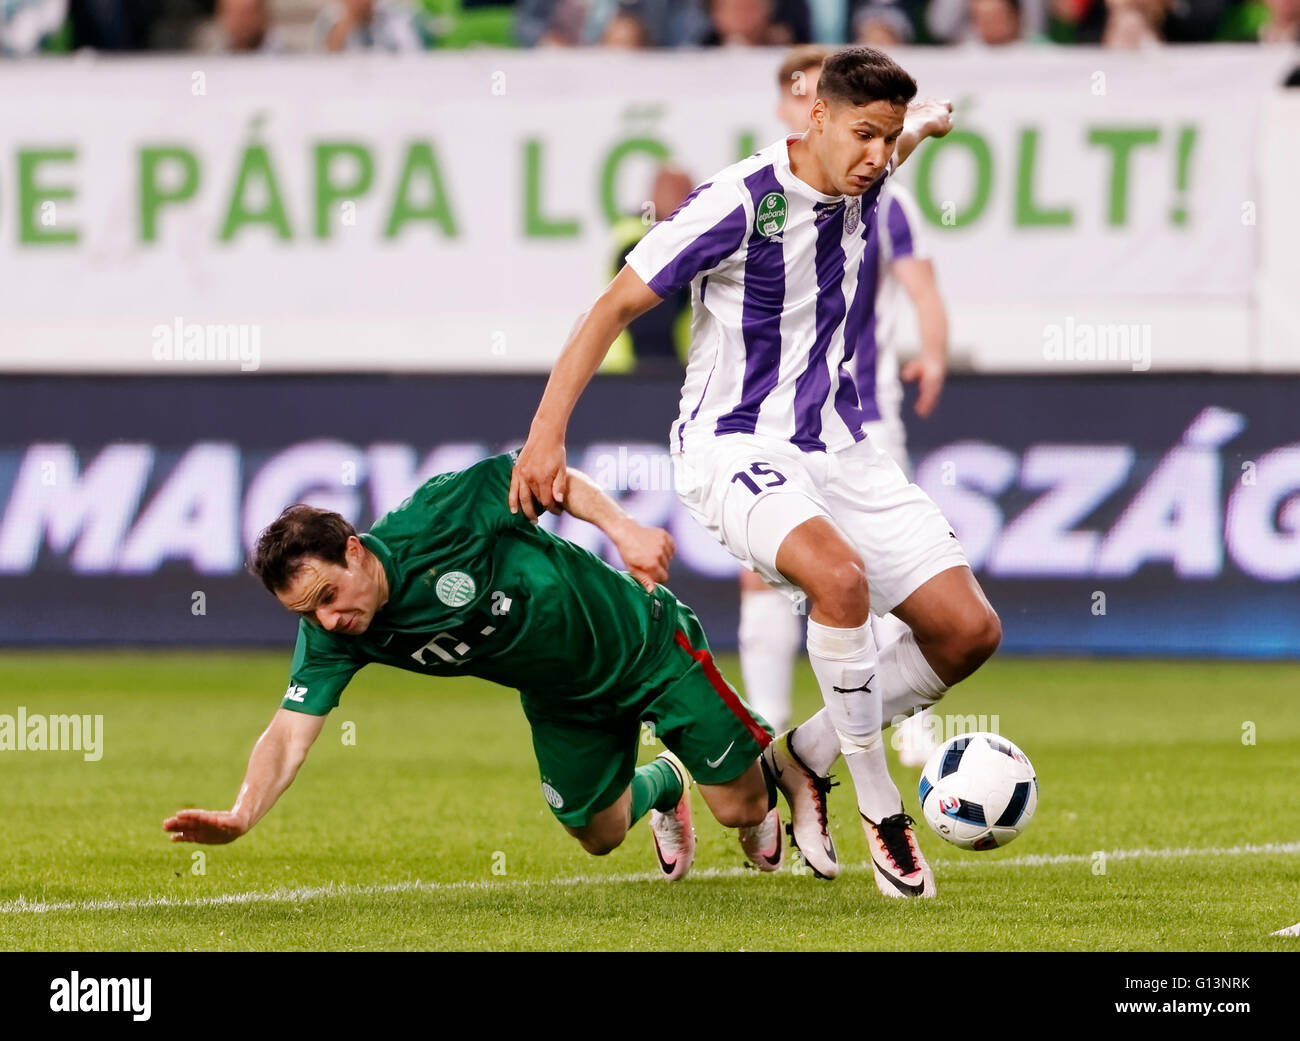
top-left (673, 433), bottom-right (968, 617)
top-left (862, 416), bottom-right (910, 480)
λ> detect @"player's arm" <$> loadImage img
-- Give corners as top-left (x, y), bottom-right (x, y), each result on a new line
top-left (895, 98), bottom-right (953, 168)
top-left (509, 268), bottom-right (663, 522)
top-left (163, 708), bottom-right (327, 845)
top-left (513, 180), bottom-right (748, 522)
top-left (892, 256), bottom-right (949, 418)
top-left (562, 466), bottom-right (674, 592)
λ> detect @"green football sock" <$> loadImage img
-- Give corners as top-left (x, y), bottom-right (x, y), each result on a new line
top-left (629, 759), bottom-right (684, 826)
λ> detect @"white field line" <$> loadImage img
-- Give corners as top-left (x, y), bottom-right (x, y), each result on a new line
top-left (3, 839), bottom-right (1299, 916)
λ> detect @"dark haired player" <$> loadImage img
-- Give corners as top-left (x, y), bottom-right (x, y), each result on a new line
top-left (513, 47), bottom-right (1001, 898)
top-left (163, 453), bottom-right (783, 881)
top-left (740, 45), bottom-right (949, 773)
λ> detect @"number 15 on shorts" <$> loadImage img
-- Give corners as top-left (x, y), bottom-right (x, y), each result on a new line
top-left (731, 462), bottom-right (787, 496)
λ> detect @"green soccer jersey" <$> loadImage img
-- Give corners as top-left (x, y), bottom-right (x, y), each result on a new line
top-left (280, 451), bottom-right (678, 717)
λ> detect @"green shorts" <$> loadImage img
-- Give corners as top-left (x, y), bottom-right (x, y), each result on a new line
top-left (522, 598), bottom-right (773, 829)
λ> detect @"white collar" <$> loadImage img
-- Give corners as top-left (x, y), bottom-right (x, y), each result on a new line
top-left (778, 134), bottom-right (846, 205)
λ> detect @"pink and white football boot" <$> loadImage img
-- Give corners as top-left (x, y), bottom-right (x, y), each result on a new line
top-left (739, 806), bottom-right (785, 872)
top-left (649, 751), bottom-right (696, 882)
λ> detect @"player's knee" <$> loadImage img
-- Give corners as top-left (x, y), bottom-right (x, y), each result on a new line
top-left (573, 823), bottom-right (626, 857)
top-left (952, 606), bottom-right (1001, 673)
top-left (576, 833), bottom-right (623, 857)
top-left (810, 559), bottom-right (870, 624)
top-left (973, 607), bottom-right (1002, 663)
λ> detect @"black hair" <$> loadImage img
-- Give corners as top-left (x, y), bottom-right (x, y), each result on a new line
top-left (817, 46), bottom-right (917, 109)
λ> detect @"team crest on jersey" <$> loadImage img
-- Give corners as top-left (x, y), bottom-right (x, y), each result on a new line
top-left (755, 192), bottom-right (787, 238)
top-left (845, 196), bottom-right (861, 236)
top-left (434, 570), bottom-right (476, 607)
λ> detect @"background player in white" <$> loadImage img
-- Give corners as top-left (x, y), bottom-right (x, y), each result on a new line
top-left (739, 46), bottom-right (949, 770)
top-left (511, 47), bottom-right (1001, 899)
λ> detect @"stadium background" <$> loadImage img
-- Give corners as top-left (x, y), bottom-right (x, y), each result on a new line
top-left (2, 11), bottom-right (1296, 661)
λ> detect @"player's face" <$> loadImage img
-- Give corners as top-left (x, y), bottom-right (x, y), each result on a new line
top-left (812, 97), bottom-right (906, 196)
top-left (276, 538), bottom-right (383, 636)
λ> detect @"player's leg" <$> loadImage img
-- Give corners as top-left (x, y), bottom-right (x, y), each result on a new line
top-left (696, 760), bottom-right (770, 828)
top-left (563, 754), bottom-right (694, 870)
top-left (889, 565), bottom-right (1001, 692)
top-left (771, 515), bottom-right (910, 836)
top-left (645, 607), bottom-right (785, 872)
top-left (742, 514), bottom-right (936, 890)
top-left (737, 567), bottom-right (802, 734)
top-left (791, 441), bottom-right (996, 895)
top-left (786, 445), bottom-right (988, 779)
top-left (801, 568), bottom-right (1001, 769)
top-left (874, 609), bottom-right (938, 766)
top-left (860, 417), bottom-right (928, 763)
top-left (673, 436), bottom-right (869, 879)
top-left (863, 416), bottom-right (941, 765)
top-left (567, 788), bottom-right (634, 856)
top-left (699, 760), bottom-right (787, 871)
top-left (641, 750), bottom-right (697, 881)
top-left (780, 567), bottom-right (998, 894)
top-left (525, 710), bottom-right (686, 865)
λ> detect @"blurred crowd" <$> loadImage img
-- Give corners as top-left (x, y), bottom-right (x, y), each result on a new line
top-left (1, 0), bottom-right (1295, 56)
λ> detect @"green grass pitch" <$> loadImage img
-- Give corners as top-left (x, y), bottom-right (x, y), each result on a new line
top-left (1, 650), bottom-right (1297, 951)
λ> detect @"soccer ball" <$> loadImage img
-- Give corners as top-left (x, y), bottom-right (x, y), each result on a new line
top-left (918, 732), bottom-right (1038, 851)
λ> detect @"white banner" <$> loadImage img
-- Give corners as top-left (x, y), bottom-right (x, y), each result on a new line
top-left (1258, 90), bottom-right (1300, 371)
top-left (0, 47), bottom-right (1293, 373)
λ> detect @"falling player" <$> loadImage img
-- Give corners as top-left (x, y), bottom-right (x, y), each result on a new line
top-left (164, 452), bottom-right (783, 882)
top-left (739, 45), bottom-right (949, 769)
top-left (511, 46), bottom-right (1001, 898)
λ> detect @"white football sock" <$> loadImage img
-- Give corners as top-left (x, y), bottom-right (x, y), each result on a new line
top-left (805, 619), bottom-right (901, 822)
top-left (738, 588), bottom-right (801, 734)
top-left (806, 619), bottom-right (879, 749)
top-left (870, 610), bottom-right (909, 649)
top-left (844, 737), bottom-right (903, 823)
top-left (789, 708), bottom-right (840, 776)
top-left (792, 627), bottom-right (953, 775)
top-left (877, 628), bottom-right (949, 728)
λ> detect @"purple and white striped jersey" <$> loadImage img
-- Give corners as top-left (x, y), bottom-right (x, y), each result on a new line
top-left (854, 181), bottom-right (929, 425)
top-left (625, 134), bottom-right (891, 455)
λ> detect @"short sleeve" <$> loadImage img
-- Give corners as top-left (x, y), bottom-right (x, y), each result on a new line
top-left (625, 180), bottom-right (749, 299)
top-left (882, 183), bottom-right (928, 263)
top-left (282, 621), bottom-right (362, 715)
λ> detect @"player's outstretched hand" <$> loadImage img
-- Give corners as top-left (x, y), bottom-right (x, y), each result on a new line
top-left (902, 355), bottom-right (946, 418)
top-left (907, 98), bottom-right (954, 140)
top-left (163, 808), bottom-right (249, 845)
top-left (615, 524), bottom-right (675, 593)
top-left (510, 434), bottom-right (568, 523)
